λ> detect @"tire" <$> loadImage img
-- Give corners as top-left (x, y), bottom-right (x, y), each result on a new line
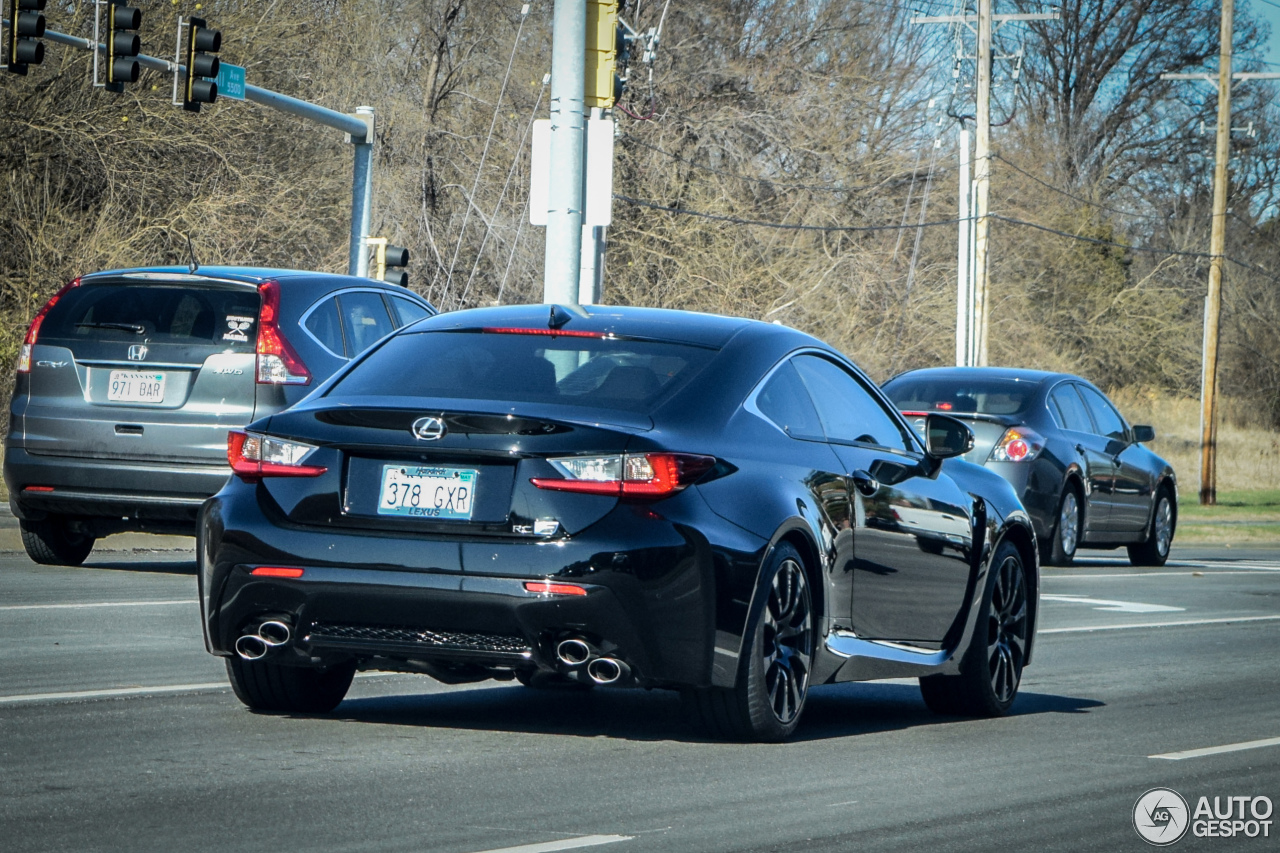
top-left (225, 658), bottom-right (356, 714)
top-left (19, 517), bottom-right (95, 567)
top-left (1128, 487), bottom-right (1174, 567)
top-left (1043, 484), bottom-right (1081, 567)
top-left (919, 539), bottom-right (1028, 717)
top-left (681, 542), bottom-right (814, 742)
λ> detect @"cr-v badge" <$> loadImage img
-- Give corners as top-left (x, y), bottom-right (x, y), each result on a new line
top-left (411, 416), bottom-right (447, 441)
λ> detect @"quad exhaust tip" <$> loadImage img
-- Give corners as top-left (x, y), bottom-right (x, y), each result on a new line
top-left (258, 620), bottom-right (292, 647)
top-left (235, 618), bottom-right (294, 660)
top-left (586, 657), bottom-right (624, 684)
top-left (556, 638), bottom-right (593, 666)
top-left (234, 634), bottom-right (269, 661)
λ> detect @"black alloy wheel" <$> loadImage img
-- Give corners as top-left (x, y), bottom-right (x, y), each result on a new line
top-left (920, 539), bottom-right (1028, 717)
top-left (1128, 487), bottom-right (1175, 567)
top-left (1044, 485), bottom-right (1081, 566)
top-left (682, 542), bottom-right (814, 742)
top-left (226, 658), bottom-right (356, 714)
top-left (19, 516), bottom-right (95, 567)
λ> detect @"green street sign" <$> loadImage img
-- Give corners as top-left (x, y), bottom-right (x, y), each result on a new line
top-left (215, 62), bottom-right (245, 101)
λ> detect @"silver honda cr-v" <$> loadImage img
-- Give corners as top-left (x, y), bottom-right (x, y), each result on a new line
top-left (4, 265), bottom-right (434, 566)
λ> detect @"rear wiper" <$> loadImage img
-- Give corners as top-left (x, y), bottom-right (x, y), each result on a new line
top-left (75, 322), bottom-right (145, 334)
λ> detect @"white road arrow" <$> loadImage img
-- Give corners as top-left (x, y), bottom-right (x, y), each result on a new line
top-left (1041, 594), bottom-right (1185, 613)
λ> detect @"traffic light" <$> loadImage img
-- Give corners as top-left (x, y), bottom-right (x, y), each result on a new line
top-left (367, 238), bottom-right (409, 287)
top-left (181, 16), bottom-right (221, 113)
top-left (5, 0), bottom-right (46, 76)
top-left (584, 0), bottom-right (620, 109)
top-left (105, 0), bottom-right (141, 93)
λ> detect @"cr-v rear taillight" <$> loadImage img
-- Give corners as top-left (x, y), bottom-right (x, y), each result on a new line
top-left (17, 277), bottom-right (81, 374)
top-left (255, 280), bottom-right (311, 385)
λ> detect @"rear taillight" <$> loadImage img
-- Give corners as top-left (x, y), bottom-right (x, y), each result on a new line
top-left (989, 427), bottom-right (1045, 463)
top-left (256, 280), bottom-right (310, 385)
top-left (531, 452), bottom-right (716, 499)
top-left (227, 430), bottom-right (327, 481)
top-left (17, 277), bottom-right (81, 374)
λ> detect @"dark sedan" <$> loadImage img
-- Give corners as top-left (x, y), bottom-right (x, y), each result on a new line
top-left (882, 367), bottom-right (1177, 567)
top-left (199, 305), bottom-right (1039, 741)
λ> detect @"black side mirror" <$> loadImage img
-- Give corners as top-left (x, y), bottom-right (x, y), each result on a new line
top-left (925, 414), bottom-right (974, 459)
top-left (1132, 424), bottom-right (1155, 443)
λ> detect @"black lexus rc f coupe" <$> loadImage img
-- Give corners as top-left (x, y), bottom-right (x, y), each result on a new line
top-left (198, 304), bottom-right (1039, 741)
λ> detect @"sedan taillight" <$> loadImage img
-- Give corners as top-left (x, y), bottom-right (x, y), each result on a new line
top-left (227, 430), bottom-right (327, 481)
top-left (989, 427), bottom-right (1045, 463)
top-left (531, 453), bottom-right (716, 499)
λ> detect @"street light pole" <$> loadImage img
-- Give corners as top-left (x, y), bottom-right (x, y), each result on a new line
top-left (542, 0), bottom-right (587, 304)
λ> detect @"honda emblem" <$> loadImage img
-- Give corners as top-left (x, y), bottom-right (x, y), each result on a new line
top-left (128, 345), bottom-right (148, 361)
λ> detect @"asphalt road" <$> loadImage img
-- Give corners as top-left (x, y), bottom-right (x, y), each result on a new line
top-left (3, 543), bottom-right (1280, 852)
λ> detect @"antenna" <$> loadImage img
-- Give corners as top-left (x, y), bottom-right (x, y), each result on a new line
top-left (185, 233), bottom-right (200, 274)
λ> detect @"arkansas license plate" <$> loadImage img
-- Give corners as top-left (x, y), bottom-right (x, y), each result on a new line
top-left (107, 370), bottom-right (166, 403)
top-left (378, 465), bottom-right (477, 519)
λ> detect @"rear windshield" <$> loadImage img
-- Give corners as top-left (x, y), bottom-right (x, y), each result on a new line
top-left (328, 330), bottom-right (718, 413)
top-left (883, 376), bottom-right (1039, 416)
top-left (40, 282), bottom-right (261, 351)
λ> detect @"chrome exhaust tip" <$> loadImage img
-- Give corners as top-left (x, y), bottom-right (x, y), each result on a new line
top-left (556, 638), bottom-right (593, 666)
top-left (257, 620), bottom-right (292, 647)
top-left (234, 634), bottom-right (269, 661)
top-left (587, 657), bottom-right (625, 685)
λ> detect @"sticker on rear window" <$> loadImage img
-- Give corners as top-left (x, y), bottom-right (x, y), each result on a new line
top-left (224, 315), bottom-right (255, 342)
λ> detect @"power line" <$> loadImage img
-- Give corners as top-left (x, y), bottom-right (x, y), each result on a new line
top-left (990, 154), bottom-right (1166, 221)
top-left (614, 193), bottom-right (967, 231)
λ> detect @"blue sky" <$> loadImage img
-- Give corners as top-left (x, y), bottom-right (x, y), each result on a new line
top-left (1253, 0), bottom-right (1280, 67)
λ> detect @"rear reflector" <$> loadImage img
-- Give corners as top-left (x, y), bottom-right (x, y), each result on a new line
top-left (18, 277), bottom-right (81, 374)
top-left (523, 581), bottom-right (587, 596)
top-left (23, 485), bottom-right (55, 492)
top-left (482, 327), bottom-right (607, 338)
top-left (250, 567), bottom-right (305, 578)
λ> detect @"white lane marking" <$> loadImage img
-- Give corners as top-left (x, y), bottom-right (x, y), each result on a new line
top-left (827, 800), bottom-right (859, 807)
top-left (463, 836), bottom-right (631, 853)
top-left (0, 682), bottom-right (227, 705)
top-left (1041, 614), bottom-right (1280, 634)
top-left (0, 600), bottom-right (194, 611)
top-left (1046, 571), bottom-right (1280, 579)
top-left (1152, 736), bottom-right (1280, 761)
top-left (1041, 594), bottom-right (1184, 613)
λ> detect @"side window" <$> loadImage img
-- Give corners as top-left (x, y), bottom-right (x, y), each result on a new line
top-left (1049, 385), bottom-right (1094, 433)
top-left (338, 291), bottom-right (396, 356)
top-left (389, 295), bottom-right (432, 328)
top-left (792, 355), bottom-right (911, 451)
top-left (304, 297), bottom-right (346, 358)
top-left (1077, 385), bottom-right (1128, 441)
top-left (754, 361), bottom-right (825, 441)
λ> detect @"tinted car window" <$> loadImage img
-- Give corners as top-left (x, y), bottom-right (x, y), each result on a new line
top-left (793, 355), bottom-right (910, 451)
top-left (1077, 385), bottom-right (1127, 440)
top-left (41, 283), bottom-right (259, 351)
top-left (390, 295), bottom-right (432, 327)
top-left (883, 376), bottom-right (1036, 415)
top-left (304, 296), bottom-right (346, 357)
top-left (329, 330), bottom-right (717, 414)
top-left (1049, 385), bottom-right (1094, 433)
top-left (339, 292), bottom-right (395, 356)
top-left (754, 361), bottom-right (824, 441)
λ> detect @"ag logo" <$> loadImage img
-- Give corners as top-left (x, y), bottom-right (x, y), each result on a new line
top-left (411, 416), bottom-right (447, 441)
top-left (1134, 788), bottom-right (1190, 845)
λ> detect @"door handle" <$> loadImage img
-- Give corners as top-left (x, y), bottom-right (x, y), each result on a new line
top-left (851, 470), bottom-right (880, 497)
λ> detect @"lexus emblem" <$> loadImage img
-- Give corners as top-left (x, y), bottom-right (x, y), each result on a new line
top-left (127, 344), bottom-right (148, 361)
top-left (411, 416), bottom-right (447, 441)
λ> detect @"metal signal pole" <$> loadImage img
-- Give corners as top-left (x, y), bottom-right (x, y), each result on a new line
top-left (542, 0), bottom-right (587, 304)
top-left (973, 0), bottom-right (993, 366)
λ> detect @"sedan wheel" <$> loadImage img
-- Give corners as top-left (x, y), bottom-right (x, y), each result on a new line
top-left (681, 543), bottom-right (814, 741)
top-left (1128, 489), bottom-right (1175, 567)
top-left (1045, 487), bottom-right (1081, 566)
top-left (920, 540), bottom-right (1028, 717)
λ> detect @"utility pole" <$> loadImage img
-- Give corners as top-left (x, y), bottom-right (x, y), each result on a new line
top-left (1161, 2), bottom-right (1279, 505)
top-left (542, 0), bottom-right (587, 304)
top-left (973, 0), bottom-right (992, 365)
top-left (912, 4), bottom-right (1056, 367)
top-left (956, 127), bottom-right (972, 367)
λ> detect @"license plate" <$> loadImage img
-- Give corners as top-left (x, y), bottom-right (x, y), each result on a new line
top-left (107, 370), bottom-right (166, 403)
top-left (378, 465), bottom-right (477, 519)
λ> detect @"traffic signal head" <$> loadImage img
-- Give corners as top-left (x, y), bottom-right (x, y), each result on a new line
top-left (182, 16), bottom-right (221, 112)
top-left (585, 0), bottom-right (619, 109)
top-left (105, 0), bottom-right (141, 91)
top-left (6, 0), bottom-right (47, 76)
top-left (383, 245), bottom-right (409, 287)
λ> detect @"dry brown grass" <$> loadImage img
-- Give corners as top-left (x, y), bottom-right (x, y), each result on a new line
top-left (1108, 389), bottom-right (1280, 494)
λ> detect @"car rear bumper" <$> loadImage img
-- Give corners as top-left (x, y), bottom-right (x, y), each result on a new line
top-left (198, 477), bottom-right (757, 689)
top-left (4, 444), bottom-right (228, 528)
